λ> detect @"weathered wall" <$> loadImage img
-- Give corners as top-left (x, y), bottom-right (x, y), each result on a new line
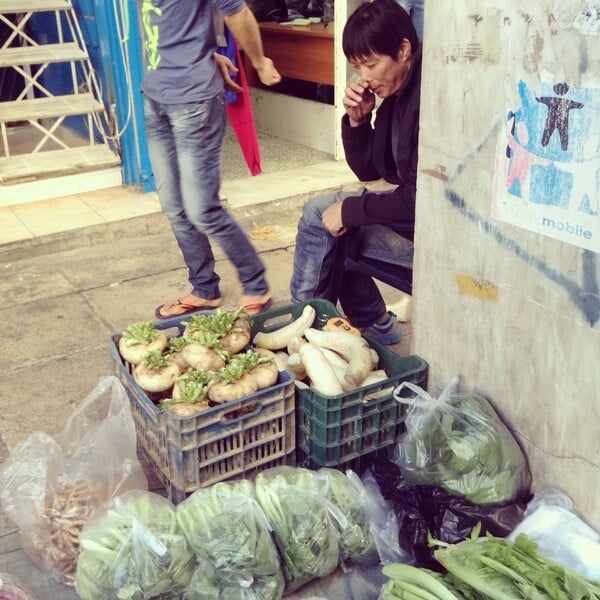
top-left (413, 2), bottom-right (600, 526)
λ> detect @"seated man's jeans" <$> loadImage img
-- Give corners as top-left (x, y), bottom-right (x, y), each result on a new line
top-left (143, 94), bottom-right (268, 300)
top-left (290, 190), bottom-right (414, 328)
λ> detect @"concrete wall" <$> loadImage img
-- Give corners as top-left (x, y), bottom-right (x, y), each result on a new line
top-left (413, 2), bottom-right (599, 527)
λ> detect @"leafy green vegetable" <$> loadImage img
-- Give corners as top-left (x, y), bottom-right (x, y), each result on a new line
top-left (121, 321), bottom-right (162, 345)
top-left (176, 480), bottom-right (280, 579)
top-left (215, 350), bottom-right (272, 384)
top-left (433, 533), bottom-right (600, 600)
top-left (183, 308), bottom-right (248, 337)
top-left (75, 490), bottom-right (195, 600)
top-left (319, 468), bottom-right (379, 566)
top-left (380, 563), bottom-right (468, 599)
top-left (395, 388), bottom-right (531, 505)
top-left (184, 557), bottom-right (284, 600)
top-left (254, 466), bottom-right (341, 592)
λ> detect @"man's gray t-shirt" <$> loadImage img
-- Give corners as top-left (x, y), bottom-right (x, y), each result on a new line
top-left (141, 0), bottom-right (246, 104)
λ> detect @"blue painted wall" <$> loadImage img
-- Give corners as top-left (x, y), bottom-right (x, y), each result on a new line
top-left (23, 0), bottom-right (154, 190)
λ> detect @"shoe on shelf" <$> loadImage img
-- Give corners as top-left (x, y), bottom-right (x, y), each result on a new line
top-left (361, 311), bottom-right (403, 345)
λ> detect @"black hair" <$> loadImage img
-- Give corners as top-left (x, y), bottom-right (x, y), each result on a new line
top-left (342, 0), bottom-right (418, 61)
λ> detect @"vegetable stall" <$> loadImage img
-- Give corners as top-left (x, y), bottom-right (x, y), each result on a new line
top-left (0, 300), bottom-right (598, 599)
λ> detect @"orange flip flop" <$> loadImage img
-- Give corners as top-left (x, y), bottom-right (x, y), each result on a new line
top-left (236, 292), bottom-right (272, 316)
top-left (155, 295), bottom-right (222, 319)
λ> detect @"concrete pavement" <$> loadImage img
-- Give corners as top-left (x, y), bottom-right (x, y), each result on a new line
top-left (0, 183), bottom-right (410, 598)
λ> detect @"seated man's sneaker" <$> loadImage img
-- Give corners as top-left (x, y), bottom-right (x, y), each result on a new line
top-left (361, 311), bottom-right (403, 345)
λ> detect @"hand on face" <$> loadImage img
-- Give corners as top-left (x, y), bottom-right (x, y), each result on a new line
top-left (343, 79), bottom-right (376, 127)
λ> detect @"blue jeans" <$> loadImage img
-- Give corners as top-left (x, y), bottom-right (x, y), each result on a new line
top-left (290, 190), bottom-right (414, 328)
top-left (143, 95), bottom-right (268, 300)
top-left (397, 0), bottom-right (425, 40)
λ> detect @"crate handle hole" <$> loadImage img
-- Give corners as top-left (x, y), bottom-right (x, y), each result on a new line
top-left (221, 402), bottom-right (263, 423)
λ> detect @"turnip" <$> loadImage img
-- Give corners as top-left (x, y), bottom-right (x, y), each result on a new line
top-left (118, 321), bottom-right (168, 365)
top-left (172, 370), bottom-right (212, 402)
top-left (247, 359), bottom-right (279, 390)
top-left (183, 308), bottom-right (251, 354)
top-left (134, 350), bottom-right (181, 393)
top-left (207, 349), bottom-right (279, 404)
top-left (181, 342), bottom-right (227, 372)
top-left (220, 316), bottom-right (251, 355)
top-left (208, 373), bottom-right (258, 404)
top-left (159, 371), bottom-right (211, 415)
top-left (166, 336), bottom-right (195, 372)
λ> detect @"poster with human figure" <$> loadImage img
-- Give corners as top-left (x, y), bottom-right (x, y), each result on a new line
top-left (491, 77), bottom-right (600, 253)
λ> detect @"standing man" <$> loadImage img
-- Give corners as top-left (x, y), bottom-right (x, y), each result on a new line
top-left (141, 0), bottom-right (281, 319)
top-left (290, 0), bottom-right (421, 344)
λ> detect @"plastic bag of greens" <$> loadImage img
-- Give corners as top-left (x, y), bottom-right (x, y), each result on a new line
top-left (393, 377), bottom-right (531, 505)
top-left (255, 466), bottom-right (343, 592)
top-left (184, 557), bottom-right (284, 600)
top-left (319, 468), bottom-right (379, 568)
top-left (0, 377), bottom-right (147, 586)
top-left (176, 479), bottom-right (283, 598)
top-left (75, 490), bottom-right (196, 600)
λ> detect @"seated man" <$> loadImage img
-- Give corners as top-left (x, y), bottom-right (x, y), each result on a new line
top-left (290, 0), bottom-right (421, 344)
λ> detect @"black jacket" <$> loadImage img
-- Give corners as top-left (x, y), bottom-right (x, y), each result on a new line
top-left (340, 46), bottom-right (422, 240)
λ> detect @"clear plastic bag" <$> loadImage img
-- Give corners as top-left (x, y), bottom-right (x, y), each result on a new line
top-left (393, 376), bottom-right (531, 505)
top-left (319, 468), bottom-right (380, 568)
top-left (0, 377), bottom-right (147, 585)
top-left (509, 488), bottom-right (600, 581)
top-left (176, 480), bottom-right (283, 599)
top-left (254, 466), bottom-right (343, 593)
top-left (75, 490), bottom-right (195, 599)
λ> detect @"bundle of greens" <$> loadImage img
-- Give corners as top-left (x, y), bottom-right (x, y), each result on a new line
top-left (379, 563), bottom-right (467, 599)
top-left (395, 381), bottom-right (531, 505)
top-left (435, 532), bottom-right (600, 599)
top-left (380, 530), bottom-right (600, 599)
top-left (176, 480), bottom-right (282, 599)
top-left (254, 466), bottom-right (342, 592)
top-left (75, 490), bottom-right (195, 600)
top-left (320, 468), bottom-right (379, 567)
top-left (184, 557), bottom-right (284, 600)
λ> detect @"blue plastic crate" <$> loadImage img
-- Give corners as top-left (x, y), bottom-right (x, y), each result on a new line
top-left (109, 313), bottom-right (296, 503)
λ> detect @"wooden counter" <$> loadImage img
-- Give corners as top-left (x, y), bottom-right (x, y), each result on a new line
top-left (246, 21), bottom-right (334, 86)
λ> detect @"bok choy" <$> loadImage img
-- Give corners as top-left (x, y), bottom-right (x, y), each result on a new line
top-left (254, 466), bottom-right (342, 592)
top-left (176, 480), bottom-right (283, 599)
top-left (75, 490), bottom-right (195, 600)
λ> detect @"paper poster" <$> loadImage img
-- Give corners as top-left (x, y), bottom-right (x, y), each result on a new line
top-left (491, 79), bottom-right (600, 253)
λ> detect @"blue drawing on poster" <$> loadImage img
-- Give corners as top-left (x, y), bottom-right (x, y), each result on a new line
top-left (530, 164), bottom-right (573, 207)
top-left (512, 80), bottom-right (595, 164)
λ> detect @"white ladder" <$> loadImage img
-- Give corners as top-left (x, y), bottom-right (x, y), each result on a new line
top-left (0, 0), bottom-right (120, 184)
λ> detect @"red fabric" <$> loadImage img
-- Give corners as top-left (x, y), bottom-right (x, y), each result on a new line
top-left (226, 41), bottom-right (262, 176)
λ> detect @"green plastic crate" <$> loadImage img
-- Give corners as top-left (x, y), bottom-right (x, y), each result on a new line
top-left (252, 299), bottom-right (428, 474)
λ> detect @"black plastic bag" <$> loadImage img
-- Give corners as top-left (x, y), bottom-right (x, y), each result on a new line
top-left (369, 459), bottom-right (531, 571)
